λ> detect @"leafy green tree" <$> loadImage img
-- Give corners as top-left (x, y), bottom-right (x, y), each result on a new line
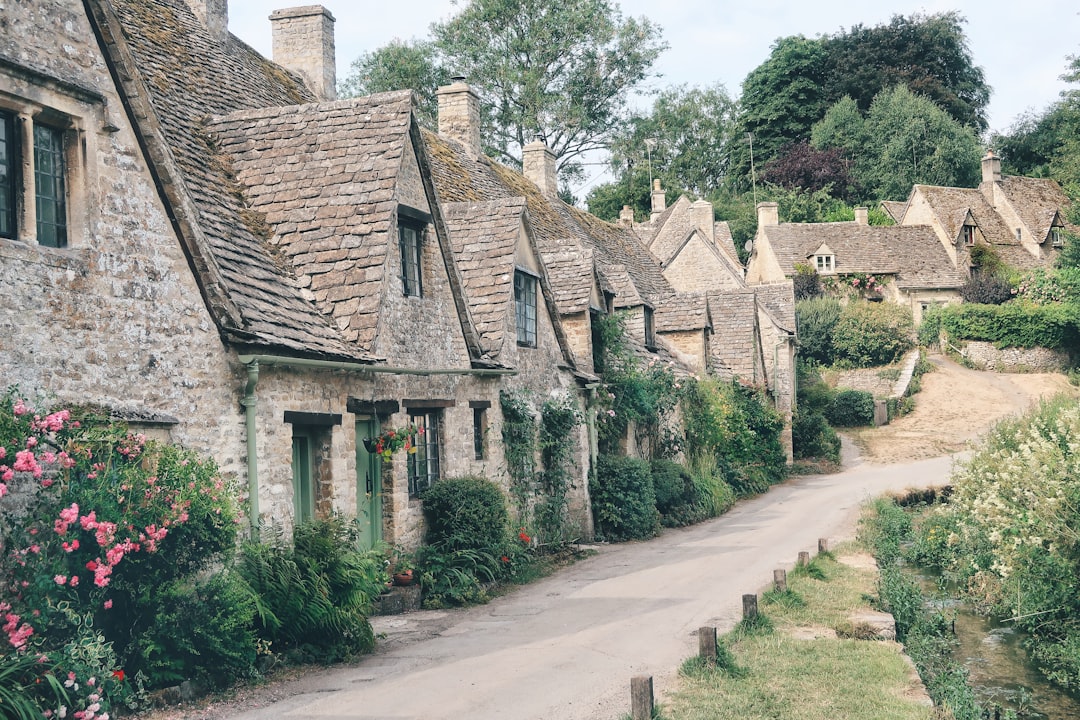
top-left (430, 0), bottom-right (666, 179)
top-left (339, 39), bottom-right (447, 124)
top-left (813, 86), bottom-right (982, 200)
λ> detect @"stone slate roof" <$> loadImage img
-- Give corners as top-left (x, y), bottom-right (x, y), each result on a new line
top-left (541, 242), bottom-right (599, 315)
top-left (752, 283), bottom-right (796, 334)
top-left (714, 222), bottom-right (742, 267)
top-left (442, 198), bottom-right (527, 360)
top-left (762, 222), bottom-right (963, 289)
top-left (998, 176), bottom-right (1071, 243)
top-left (706, 290), bottom-right (759, 381)
top-left (88, 0), bottom-right (370, 360)
top-left (208, 92), bottom-right (414, 353)
top-left (880, 200), bottom-right (909, 223)
top-left (655, 293), bottom-right (709, 332)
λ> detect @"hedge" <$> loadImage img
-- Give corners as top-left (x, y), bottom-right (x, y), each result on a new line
top-left (936, 302), bottom-right (1080, 349)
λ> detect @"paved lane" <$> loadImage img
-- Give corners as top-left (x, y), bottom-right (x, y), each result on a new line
top-left (224, 453), bottom-right (955, 720)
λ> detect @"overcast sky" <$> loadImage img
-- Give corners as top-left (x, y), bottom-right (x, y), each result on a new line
top-left (226, 0), bottom-right (1079, 188)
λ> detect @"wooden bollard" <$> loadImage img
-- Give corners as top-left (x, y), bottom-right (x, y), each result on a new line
top-left (798, 551), bottom-right (810, 567)
top-left (742, 593), bottom-right (758, 620)
top-left (818, 538), bottom-right (829, 554)
top-left (773, 568), bottom-right (787, 592)
top-left (699, 626), bottom-right (717, 664)
top-left (630, 675), bottom-right (654, 720)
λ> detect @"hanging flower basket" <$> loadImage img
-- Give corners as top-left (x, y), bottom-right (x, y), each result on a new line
top-left (363, 424), bottom-right (423, 463)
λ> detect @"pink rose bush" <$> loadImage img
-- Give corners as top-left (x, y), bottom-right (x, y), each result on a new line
top-left (0, 392), bottom-right (242, 718)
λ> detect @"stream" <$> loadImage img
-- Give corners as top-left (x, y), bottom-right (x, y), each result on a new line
top-left (917, 572), bottom-right (1080, 719)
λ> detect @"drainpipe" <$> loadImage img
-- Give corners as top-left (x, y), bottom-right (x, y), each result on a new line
top-left (583, 382), bottom-right (600, 477)
top-left (241, 360), bottom-right (261, 539)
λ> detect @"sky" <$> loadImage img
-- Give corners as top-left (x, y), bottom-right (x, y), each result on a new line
top-left (225, 0), bottom-right (1080, 188)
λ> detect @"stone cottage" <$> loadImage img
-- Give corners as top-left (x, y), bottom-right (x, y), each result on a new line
top-left (745, 202), bottom-right (964, 325)
top-left (2, 0), bottom-right (798, 549)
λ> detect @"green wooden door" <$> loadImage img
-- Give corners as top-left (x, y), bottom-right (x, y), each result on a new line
top-left (356, 418), bottom-right (382, 550)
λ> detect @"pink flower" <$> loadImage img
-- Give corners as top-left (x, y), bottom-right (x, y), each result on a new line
top-left (12, 399), bottom-right (29, 416)
top-left (69, 575), bottom-right (79, 587)
top-left (54, 575), bottom-right (67, 585)
top-left (103, 599), bottom-right (113, 610)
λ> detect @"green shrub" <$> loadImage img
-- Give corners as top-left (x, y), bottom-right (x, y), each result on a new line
top-left (239, 517), bottom-right (384, 663)
top-left (918, 305), bottom-right (944, 346)
top-left (590, 455), bottom-right (659, 541)
top-left (825, 389), bottom-right (876, 427)
top-left (650, 458), bottom-right (702, 527)
top-left (687, 454), bottom-right (735, 518)
top-left (421, 475), bottom-right (510, 553)
top-left (796, 297), bottom-right (842, 364)
top-left (831, 301), bottom-right (914, 367)
top-left (792, 410), bottom-right (841, 461)
top-left (937, 301), bottom-right (1080, 349)
top-left (795, 359), bottom-right (836, 413)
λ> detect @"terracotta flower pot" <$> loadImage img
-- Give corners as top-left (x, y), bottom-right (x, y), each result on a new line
top-left (393, 569), bottom-right (415, 586)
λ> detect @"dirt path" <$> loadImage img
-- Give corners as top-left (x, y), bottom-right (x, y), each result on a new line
top-left (847, 354), bottom-right (1078, 464)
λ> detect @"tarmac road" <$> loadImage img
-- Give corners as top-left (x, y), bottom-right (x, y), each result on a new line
top-left (219, 449), bottom-right (955, 720)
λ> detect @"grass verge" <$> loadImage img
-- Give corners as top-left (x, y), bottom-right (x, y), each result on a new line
top-left (664, 545), bottom-right (935, 720)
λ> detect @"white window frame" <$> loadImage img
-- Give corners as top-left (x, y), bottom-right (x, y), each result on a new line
top-left (814, 254), bottom-right (834, 273)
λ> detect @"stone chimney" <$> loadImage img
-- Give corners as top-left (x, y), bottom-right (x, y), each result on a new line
top-left (522, 135), bottom-right (557, 197)
top-left (854, 206), bottom-right (868, 225)
top-left (619, 205), bottom-right (635, 227)
top-left (757, 201), bottom-right (779, 229)
top-left (270, 6), bottom-right (337, 101)
top-left (437, 77), bottom-right (481, 158)
top-left (981, 150), bottom-right (1002, 184)
top-left (185, 0), bottom-right (228, 38)
top-left (650, 179), bottom-right (667, 222)
top-left (691, 199), bottom-right (715, 242)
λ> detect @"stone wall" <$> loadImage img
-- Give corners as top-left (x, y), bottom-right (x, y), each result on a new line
top-left (958, 341), bottom-right (1070, 372)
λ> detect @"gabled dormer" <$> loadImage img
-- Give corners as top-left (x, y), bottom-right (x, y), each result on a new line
top-left (811, 243), bottom-right (836, 274)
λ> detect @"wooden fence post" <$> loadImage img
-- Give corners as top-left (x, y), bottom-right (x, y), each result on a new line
top-left (798, 551), bottom-right (810, 567)
top-left (818, 538), bottom-right (829, 554)
top-left (773, 568), bottom-right (787, 592)
top-left (742, 593), bottom-right (758, 620)
top-left (631, 675), bottom-right (654, 720)
top-left (699, 626), bottom-right (717, 664)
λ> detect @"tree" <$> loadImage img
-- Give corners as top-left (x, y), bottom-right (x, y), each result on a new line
top-left (431, 0), bottom-right (666, 179)
top-left (733, 13), bottom-right (989, 186)
top-left (339, 39), bottom-right (447, 124)
top-left (760, 140), bottom-right (858, 200)
top-left (812, 86), bottom-right (982, 200)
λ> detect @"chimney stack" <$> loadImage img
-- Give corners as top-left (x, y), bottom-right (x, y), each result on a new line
top-left (854, 206), bottom-right (868, 225)
top-left (185, 0), bottom-right (228, 38)
top-left (619, 205), bottom-right (635, 227)
top-left (691, 199), bottom-right (715, 242)
top-left (270, 6), bottom-right (337, 101)
top-left (981, 150), bottom-right (1002, 185)
top-left (650, 179), bottom-right (667, 221)
top-left (437, 77), bottom-right (481, 158)
top-left (757, 202), bottom-right (779, 229)
top-left (522, 135), bottom-right (558, 197)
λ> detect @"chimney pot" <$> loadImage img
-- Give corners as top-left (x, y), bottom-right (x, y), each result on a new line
top-left (650, 179), bottom-right (667, 221)
top-left (437, 79), bottom-right (482, 158)
top-left (270, 6), bottom-right (337, 101)
top-left (981, 150), bottom-right (1002, 185)
top-left (619, 205), bottom-right (635, 227)
top-left (854, 206), bottom-right (868, 225)
top-left (757, 202), bottom-right (779, 229)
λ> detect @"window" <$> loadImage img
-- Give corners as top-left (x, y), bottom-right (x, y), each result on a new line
top-left (644, 306), bottom-right (656, 349)
top-left (814, 254), bottom-right (834, 273)
top-left (34, 123), bottom-right (67, 248)
top-left (0, 111), bottom-right (15, 239)
top-left (1051, 228), bottom-right (1065, 248)
top-left (292, 432), bottom-right (315, 523)
top-left (399, 220), bottom-right (423, 297)
top-left (408, 410), bottom-right (441, 497)
top-left (515, 269), bottom-right (537, 347)
top-left (961, 224), bottom-right (975, 246)
top-left (473, 407), bottom-right (486, 460)
top-left (1016, 228), bottom-right (1023, 242)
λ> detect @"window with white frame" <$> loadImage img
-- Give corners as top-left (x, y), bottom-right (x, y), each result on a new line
top-left (814, 254), bottom-right (834, 273)
top-left (961, 224), bottom-right (975, 246)
top-left (1051, 227), bottom-right (1065, 248)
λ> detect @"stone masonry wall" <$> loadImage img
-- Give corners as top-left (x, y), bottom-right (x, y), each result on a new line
top-left (959, 341), bottom-right (1070, 372)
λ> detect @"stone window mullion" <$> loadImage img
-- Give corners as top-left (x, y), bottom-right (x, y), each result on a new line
top-left (17, 112), bottom-right (35, 245)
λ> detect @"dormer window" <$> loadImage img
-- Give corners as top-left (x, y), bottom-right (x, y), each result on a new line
top-left (1051, 227), bottom-right (1065, 248)
top-left (514, 269), bottom-right (538, 347)
top-left (398, 206), bottom-right (431, 297)
top-left (814, 254), bottom-right (834, 273)
top-left (961, 224), bottom-right (975, 247)
top-left (1016, 228), bottom-right (1023, 243)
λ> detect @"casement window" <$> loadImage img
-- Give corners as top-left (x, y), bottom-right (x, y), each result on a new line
top-left (1051, 227), bottom-right (1065, 248)
top-left (0, 108), bottom-right (77, 248)
top-left (514, 269), bottom-right (538, 347)
top-left (472, 406), bottom-right (486, 460)
top-left (399, 219), bottom-right (423, 297)
top-left (961, 224), bottom-right (975, 247)
top-left (644, 305), bottom-right (656, 350)
top-left (814, 254), bottom-right (834, 273)
top-left (407, 410), bottom-right (442, 498)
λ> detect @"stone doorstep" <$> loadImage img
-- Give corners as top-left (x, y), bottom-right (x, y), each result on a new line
top-left (374, 583), bottom-right (421, 615)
